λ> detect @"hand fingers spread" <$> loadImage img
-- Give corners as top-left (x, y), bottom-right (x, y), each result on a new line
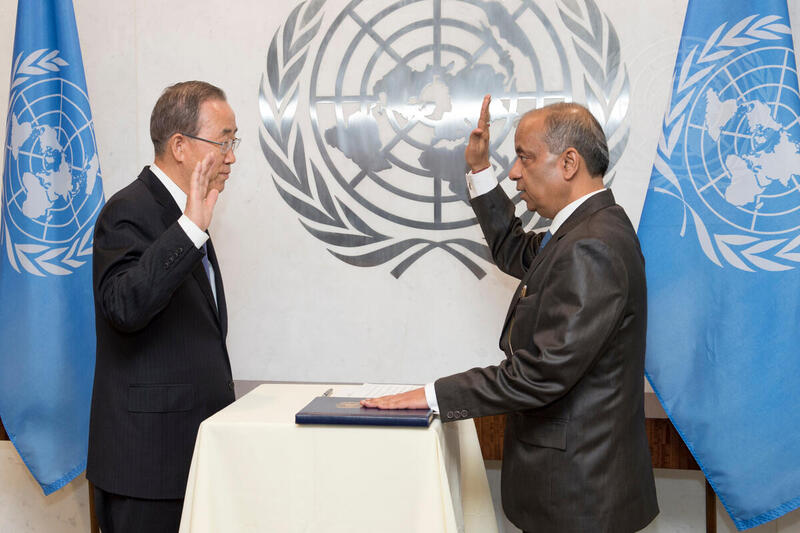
top-left (190, 162), bottom-right (204, 194)
top-left (191, 153), bottom-right (218, 196)
top-left (191, 159), bottom-right (209, 195)
top-left (201, 152), bottom-right (216, 181)
top-left (205, 188), bottom-right (219, 210)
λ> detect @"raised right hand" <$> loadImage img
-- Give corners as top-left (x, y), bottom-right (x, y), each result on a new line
top-left (184, 153), bottom-right (219, 231)
top-left (465, 94), bottom-right (491, 173)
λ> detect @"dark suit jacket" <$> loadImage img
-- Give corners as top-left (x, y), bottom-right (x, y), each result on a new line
top-left (87, 167), bottom-right (235, 499)
top-left (436, 186), bottom-right (658, 532)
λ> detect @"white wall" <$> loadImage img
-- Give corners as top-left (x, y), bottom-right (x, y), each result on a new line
top-left (2, 0), bottom-right (800, 531)
top-left (2, 0), bottom-right (686, 385)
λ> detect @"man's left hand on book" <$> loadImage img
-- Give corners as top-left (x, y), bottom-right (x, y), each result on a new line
top-left (361, 388), bottom-right (428, 409)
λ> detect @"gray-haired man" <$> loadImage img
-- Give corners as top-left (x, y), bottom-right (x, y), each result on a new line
top-left (88, 81), bottom-right (239, 533)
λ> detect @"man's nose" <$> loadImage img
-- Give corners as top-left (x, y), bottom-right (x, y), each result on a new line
top-left (224, 148), bottom-right (236, 165)
top-left (509, 158), bottom-right (521, 181)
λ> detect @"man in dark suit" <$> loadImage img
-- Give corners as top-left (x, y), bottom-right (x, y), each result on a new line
top-left (363, 96), bottom-right (658, 532)
top-left (87, 81), bottom-right (239, 533)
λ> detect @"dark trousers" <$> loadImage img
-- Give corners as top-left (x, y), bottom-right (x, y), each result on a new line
top-left (93, 486), bottom-right (183, 533)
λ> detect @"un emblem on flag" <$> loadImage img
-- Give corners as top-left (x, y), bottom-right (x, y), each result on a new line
top-left (656, 16), bottom-right (800, 271)
top-left (259, 0), bottom-right (631, 278)
top-left (2, 50), bottom-right (103, 277)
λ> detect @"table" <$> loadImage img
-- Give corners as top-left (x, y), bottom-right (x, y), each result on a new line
top-left (179, 384), bottom-right (498, 533)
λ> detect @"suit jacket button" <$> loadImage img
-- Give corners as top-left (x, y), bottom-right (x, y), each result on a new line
top-left (446, 411), bottom-right (454, 419)
top-left (227, 381), bottom-right (234, 391)
top-left (461, 410), bottom-right (468, 417)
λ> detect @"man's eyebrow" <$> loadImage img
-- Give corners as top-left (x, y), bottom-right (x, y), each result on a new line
top-left (516, 146), bottom-right (535, 159)
top-left (221, 127), bottom-right (238, 135)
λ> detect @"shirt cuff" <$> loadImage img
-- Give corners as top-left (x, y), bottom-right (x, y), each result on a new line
top-left (465, 166), bottom-right (497, 199)
top-left (178, 215), bottom-right (209, 249)
top-left (424, 382), bottom-right (440, 413)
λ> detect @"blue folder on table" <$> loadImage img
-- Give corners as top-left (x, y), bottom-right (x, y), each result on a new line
top-left (295, 396), bottom-right (434, 427)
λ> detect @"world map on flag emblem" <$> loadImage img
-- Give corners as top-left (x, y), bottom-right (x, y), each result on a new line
top-left (686, 47), bottom-right (800, 235)
top-left (4, 77), bottom-right (102, 246)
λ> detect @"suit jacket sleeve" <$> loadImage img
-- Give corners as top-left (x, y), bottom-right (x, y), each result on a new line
top-left (93, 194), bottom-right (204, 333)
top-left (435, 236), bottom-right (629, 418)
top-left (470, 185), bottom-right (544, 280)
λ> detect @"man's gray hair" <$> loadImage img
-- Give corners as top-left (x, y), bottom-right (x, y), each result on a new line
top-left (150, 81), bottom-right (226, 156)
top-left (539, 102), bottom-right (609, 177)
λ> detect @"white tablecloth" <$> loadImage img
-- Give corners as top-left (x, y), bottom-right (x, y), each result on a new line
top-left (179, 384), bottom-right (498, 533)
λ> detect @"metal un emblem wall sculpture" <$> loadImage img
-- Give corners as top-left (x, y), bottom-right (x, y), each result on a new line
top-left (259, 0), bottom-right (630, 278)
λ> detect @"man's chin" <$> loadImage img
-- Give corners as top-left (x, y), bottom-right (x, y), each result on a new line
top-left (210, 179), bottom-right (228, 193)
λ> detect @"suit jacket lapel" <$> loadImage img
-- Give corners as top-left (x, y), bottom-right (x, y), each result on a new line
top-left (189, 237), bottom-right (227, 334)
top-left (499, 189), bottom-right (617, 338)
top-left (550, 189), bottom-right (616, 244)
top-left (137, 167), bottom-right (183, 228)
top-left (499, 231), bottom-right (546, 331)
top-left (205, 237), bottom-right (227, 337)
top-left (191, 257), bottom-right (219, 318)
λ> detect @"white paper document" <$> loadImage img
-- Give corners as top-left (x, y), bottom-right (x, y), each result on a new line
top-left (334, 383), bottom-right (421, 398)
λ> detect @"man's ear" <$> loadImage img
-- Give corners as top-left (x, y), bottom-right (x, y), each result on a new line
top-left (169, 134), bottom-right (185, 163)
top-left (562, 147), bottom-right (579, 180)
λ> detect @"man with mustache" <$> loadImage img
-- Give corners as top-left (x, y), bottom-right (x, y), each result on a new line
top-left (363, 95), bottom-right (658, 533)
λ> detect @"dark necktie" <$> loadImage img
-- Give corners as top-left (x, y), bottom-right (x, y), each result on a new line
top-left (201, 242), bottom-right (217, 307)
top-left (201, 243), bottom-right (213, 281)
top-left (540, 230), bottom-right (553, 249)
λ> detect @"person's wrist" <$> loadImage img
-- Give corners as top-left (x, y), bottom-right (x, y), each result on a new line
top-left (184, 208), bottom-right (207, 232)
top-left (469, 162), bottom-right (490, 173)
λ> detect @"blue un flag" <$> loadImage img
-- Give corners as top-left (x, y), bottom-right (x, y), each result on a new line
top-left (0, 0), bottom-right (104, 494)
top-left (638, 0), bottom-right (800, 528)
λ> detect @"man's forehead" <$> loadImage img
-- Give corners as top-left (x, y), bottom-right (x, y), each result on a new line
top-left (519, 109), bottom-right (547, 126)
top-left (514, 112), bottom-right (545, 145)
top-left (198, 99), bottom-right (237, 132)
